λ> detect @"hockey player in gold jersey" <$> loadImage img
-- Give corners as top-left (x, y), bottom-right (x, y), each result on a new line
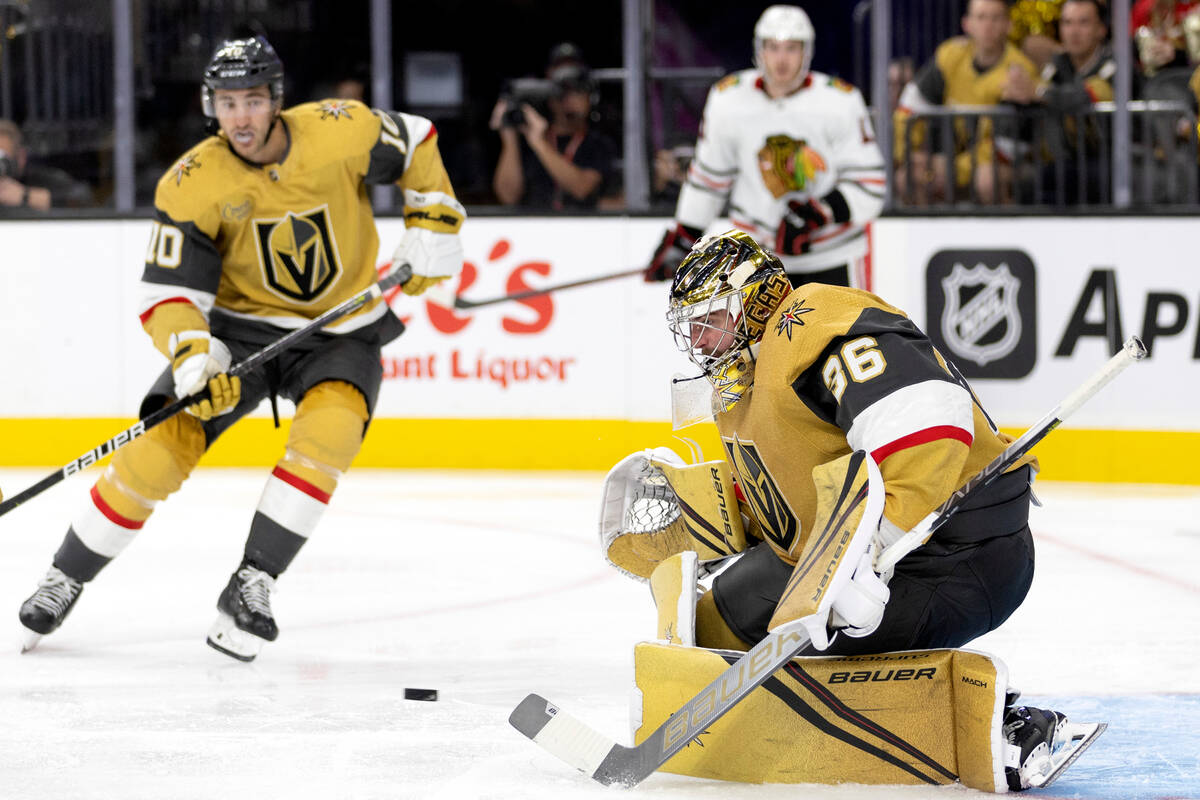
top-left (17, 36), bottom-right (466, 662)
top-left (603, 231), bottom-right (1102, 790)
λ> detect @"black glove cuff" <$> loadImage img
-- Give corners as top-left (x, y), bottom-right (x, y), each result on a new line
top-left (822, 189), bottom-right (852, 225)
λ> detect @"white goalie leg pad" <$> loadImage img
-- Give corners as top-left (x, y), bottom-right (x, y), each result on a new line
top-left (206, 612), bottom-right (266, 663)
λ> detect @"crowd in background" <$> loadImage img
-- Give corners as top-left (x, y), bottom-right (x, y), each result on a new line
top-left (1, 0), bottom-right (1199, 216)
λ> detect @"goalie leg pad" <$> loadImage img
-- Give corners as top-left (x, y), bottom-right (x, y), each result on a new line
top-left (649, 552), bottom-right (699, 645)
top-left (633, 642), bottom-right (1014, 792)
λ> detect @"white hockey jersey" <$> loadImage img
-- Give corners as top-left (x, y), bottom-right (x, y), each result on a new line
top-left (677, 69), bottom-right (885, 281)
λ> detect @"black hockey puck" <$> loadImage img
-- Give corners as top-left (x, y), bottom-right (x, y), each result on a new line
top-left (404, 687), bottom-right (438, 701)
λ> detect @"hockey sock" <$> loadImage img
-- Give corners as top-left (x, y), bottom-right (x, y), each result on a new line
top-left (242, 381), bottom-right (367, 576)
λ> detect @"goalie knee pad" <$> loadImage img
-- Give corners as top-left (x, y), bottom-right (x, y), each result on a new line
top-left (600, 447), bottom-right (747, 581)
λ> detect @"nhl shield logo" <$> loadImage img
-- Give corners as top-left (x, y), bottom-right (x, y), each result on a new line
top-left (940, 262), bottom-right (1022, 366)
top-left (925, 249), bottom-right (1037, 379)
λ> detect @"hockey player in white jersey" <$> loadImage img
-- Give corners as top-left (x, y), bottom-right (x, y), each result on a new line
top-left (645, 5), bottom-right (886, 289)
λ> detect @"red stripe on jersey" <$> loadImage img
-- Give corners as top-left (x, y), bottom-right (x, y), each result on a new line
top-left (871, 425), bottom-right (973, 464)
top-left (422, 124), bottom-right (437, 142)
top-left (139, 297), bottom-right (197, 325)
top-left (90, 485), bottom-right (145, 530)
top-left (687, 164), bottom-right (733, 190)
top-left (271, 466), bottom-right (332, 504)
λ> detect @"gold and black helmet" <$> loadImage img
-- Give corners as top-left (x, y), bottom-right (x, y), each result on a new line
top-left (666, 230), bottom-right (792, 377)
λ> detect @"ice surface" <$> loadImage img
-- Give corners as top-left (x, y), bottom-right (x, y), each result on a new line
top-left (0, 468), bottom-right (1196, 799)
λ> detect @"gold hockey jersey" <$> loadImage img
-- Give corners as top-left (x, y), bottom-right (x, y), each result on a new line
top-left (716, 283), bottom-right (1031, 565)
top-left (139, 99), bottom-right (463, 356)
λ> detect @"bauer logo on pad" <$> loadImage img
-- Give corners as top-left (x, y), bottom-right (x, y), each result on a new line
top-left (925, 249), bottom-right (1037, 379)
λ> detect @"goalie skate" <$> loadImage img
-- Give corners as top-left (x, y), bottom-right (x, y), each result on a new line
top-left (1004, 705), bottom-right (1107, 790)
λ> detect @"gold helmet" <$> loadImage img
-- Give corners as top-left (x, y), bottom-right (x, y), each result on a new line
top-left (667, 231), bottom-right (791, 407)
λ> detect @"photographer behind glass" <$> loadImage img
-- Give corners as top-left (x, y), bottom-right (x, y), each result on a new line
top-left (490, 43), bottom-right (616, 210)
top-left (0, 119), bottom-right (93, 214)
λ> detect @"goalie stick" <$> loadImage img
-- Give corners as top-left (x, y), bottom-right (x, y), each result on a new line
top-left (509, 335), bottom-right (1147, 788)
top-left (0, 264), bottom-right (413, 521)
top-left (452, 268), bottom-right (643, 310)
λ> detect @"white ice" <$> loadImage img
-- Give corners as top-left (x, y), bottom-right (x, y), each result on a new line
top-left (0, 467), bottom-right (1197, 800)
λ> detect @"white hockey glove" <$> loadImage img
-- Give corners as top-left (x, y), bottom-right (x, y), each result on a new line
top-left (827, 517), bottom-right (909, 638)
top-left (391, 189), bottom-right (466, 298)
top-left (170, 330), bottom-right (241, 421)
top-left (828, 543), bottom-right (890, 638)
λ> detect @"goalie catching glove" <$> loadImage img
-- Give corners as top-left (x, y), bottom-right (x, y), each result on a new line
top-left (600, 447), bottom-right (748, 581)
top-left (391, 189), bottom-right (466, 297)
top-left (170, 330), bottom-right (241, 421)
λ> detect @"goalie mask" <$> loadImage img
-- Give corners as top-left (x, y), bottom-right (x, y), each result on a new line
top-left (201, 35), bottom-right (285, 118)
top-left (667, 231), bottom-right (791, 412)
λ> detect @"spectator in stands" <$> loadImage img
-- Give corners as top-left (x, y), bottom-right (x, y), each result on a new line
top-left (1003, 0), bottom-right (1115, 203)
top-left (490, 43), bottom-right (618, 210)
top-left (0, 119), bottom-right (93, 213)
top-left (1010, 0), bottom-right (1066, 69)
top-left (650, 142), bottom-right (691, 209)
top-left (1132, 0), bottom-right (1200, 76)
top-left (894, 0), bottom-right (1039, 206)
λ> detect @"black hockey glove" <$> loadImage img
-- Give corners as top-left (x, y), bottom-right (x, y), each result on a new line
top-left (644, 223), bottom-right (703, 282)
top-left (775, 190), bottom-right (851, 256)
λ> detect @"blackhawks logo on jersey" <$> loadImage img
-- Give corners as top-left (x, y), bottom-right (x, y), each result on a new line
top-left (253, 205), bottom-right (342, 303)
top-left (758, 134), bottom-right (828, 198)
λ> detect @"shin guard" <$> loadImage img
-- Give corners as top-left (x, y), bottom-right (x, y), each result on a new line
top-left (244, 381), bottom-right (367, 575)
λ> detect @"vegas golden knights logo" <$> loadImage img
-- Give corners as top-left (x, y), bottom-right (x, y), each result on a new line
top-left (724, 435), bottom-right (800, 553)
top-left (254, 206), bottom-right (341, 303)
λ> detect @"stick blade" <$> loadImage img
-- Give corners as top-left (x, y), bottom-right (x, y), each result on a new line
top-left (509, 694), bottom-right (625, 782)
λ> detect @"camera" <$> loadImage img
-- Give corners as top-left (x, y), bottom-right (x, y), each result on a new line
top-left (499, 78), bottom-right (555, 128)
top-left (0, 149), bottom-right (14, 179)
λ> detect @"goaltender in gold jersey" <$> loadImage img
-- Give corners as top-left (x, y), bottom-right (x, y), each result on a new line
top-left (600, 230), bottom-right (1103, 791)
top-left (18, 35), bottom-right (464, 663)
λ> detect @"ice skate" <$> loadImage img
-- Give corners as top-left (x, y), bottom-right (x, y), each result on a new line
top-left (18, 566), bottom-right (84, 653)
top-left (1003, 705), bottom-right (1107, 790)
top-left (206, 565), bottom-right (278, 662)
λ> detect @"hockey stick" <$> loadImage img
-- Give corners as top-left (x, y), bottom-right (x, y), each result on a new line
top-left (0, 264), bottom-right (413, 521)
top-left (452, 268), bottom-right (643, 310)
top-left (509, 335), bottom-right (1148, 788)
